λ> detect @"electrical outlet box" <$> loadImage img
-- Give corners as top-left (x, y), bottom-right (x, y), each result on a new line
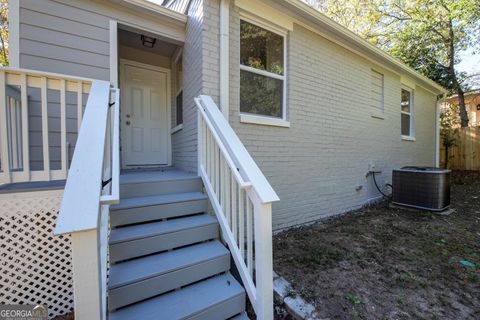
top-left (368, 163), bottom-right (376, 172)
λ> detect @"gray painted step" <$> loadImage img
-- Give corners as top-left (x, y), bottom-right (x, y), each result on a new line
top-left (110, 192), bottom-right (208, 227)
top-left (230, 312), bottom-right (250, 320)
top-left (120, 176), bottom-right (202, 198)
top-left (109, 241), bottom-right (230, 310)
top-left (109, 273), bottom-right (245, 320)
top-left (109, 215), bottom-right (218, 263)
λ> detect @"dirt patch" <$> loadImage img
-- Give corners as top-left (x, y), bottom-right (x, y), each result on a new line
top-left (273, 171), bottom-right (480, 320)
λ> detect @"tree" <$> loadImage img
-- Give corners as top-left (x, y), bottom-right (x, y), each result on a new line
top-left (304, 0), bottom-right (480, 127)
top-left (377, 0), bottom-right (480, 127)
top-left (440, 104), bottom-right (458, 168)
top-left (0, 0), bottom-right (7, 66)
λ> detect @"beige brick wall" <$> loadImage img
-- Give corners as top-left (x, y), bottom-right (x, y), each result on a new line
top-left (227, 4), bottom-right (437, 230)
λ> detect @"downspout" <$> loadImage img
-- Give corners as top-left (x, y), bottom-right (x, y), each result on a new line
top-left (435, 93), bottom-right (447, 167)
top-left (219, 0), bottom-right (230, 119)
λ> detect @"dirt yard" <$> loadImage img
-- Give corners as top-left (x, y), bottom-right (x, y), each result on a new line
top-left (273, 171), bottom-right (480, 320)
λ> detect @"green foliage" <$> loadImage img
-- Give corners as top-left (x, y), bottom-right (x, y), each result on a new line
top-left (0, 0), bottom-right (7, 66)
top-left (440, 103), bottom-right (458, 168)
top-left (344, 294), bottom-right (366, 305)
top-left (304, 0), bottom-right (480, 126)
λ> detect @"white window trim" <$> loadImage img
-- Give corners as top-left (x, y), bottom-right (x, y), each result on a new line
top-left (239, 17), bottom-right (288, 126)
top-left (171, 123), bottom-right (183, 134)
top-left (240, 113), bottom-right (290, 127)
top-left (401, 86), bottom-right (415, 139)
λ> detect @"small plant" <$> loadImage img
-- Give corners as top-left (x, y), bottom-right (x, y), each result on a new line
top-left (345, 294), bottom-right (366, 305)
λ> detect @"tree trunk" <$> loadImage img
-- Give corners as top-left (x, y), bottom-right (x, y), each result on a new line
top-left (457, 88), bottom-right (468, 127)
top-left (447, 19), bottom-right (468, 127)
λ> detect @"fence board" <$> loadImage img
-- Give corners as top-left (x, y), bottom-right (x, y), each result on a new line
top-left (440, 127), bottom-right (480, 170)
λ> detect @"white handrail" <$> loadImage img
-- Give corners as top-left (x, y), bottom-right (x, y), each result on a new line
top-left (53, 79), bottom-right (119, 320)
top-left (196, 103), bottom-right (252, 189)
top-left (55, 80), bottom-right (111, 234)
top-left (197, 95), bottom-right (279, 203)
top-left (100, 88), bottom-right (120, 205)
top-left (195, 95), bottom-right (279, 320)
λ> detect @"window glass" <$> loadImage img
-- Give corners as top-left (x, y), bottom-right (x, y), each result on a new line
top-left (401, 89), bottom-right (410, 112)
top-left (240, 70), bottom-right (283, 118)
top-left (240, 20), bottom-right (284, 75)
top-left (240, 20), bottom-right (285, 119)
top-left (176, 90), bottom-right (183, 126)
top-left (175, 55), bottom-right (183, 126)
top-left (401, 113), bottom-right (410, 136)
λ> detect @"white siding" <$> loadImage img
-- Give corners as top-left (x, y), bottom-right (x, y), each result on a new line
top-left (228, 5), bottom-right (437, 230)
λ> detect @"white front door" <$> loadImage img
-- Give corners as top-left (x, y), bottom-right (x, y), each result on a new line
top-left (121, 62), bottom-right (170, 168)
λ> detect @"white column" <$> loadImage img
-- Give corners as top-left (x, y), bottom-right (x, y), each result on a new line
top-left (71, 229), bottom-right (102, 320)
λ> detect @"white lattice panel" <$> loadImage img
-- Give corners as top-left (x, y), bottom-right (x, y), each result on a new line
top-left (0, 191), bottom-right (74, 319)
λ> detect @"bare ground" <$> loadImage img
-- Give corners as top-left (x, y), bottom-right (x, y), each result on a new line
top-left (273, 171), bottom-right (480, 320)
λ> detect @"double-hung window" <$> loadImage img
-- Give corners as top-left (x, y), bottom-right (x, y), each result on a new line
top-left (401, 87), bottom-right (414, 138)
top-left (240, 19), bottom-right (286, 121)
top-left (173, 53), bottom-right (183, 132)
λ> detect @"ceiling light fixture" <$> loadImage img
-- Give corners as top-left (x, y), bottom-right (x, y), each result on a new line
top-left (141, 35), bottom-right (156, 48)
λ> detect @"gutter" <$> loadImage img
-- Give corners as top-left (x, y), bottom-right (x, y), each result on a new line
top-left (220, 0), bottom-right (230, 119)
top-left (279, 0), bottom-right (447, 94)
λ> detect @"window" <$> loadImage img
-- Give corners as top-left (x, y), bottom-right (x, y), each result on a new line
top-left (401, 88), bottom-right (414, 137)
top-left (370, 70), bottom-right (384, 115)
top-left (240, 19), bottom-right (286, 119)
top-left (174, 55), bottom-right (183, 127)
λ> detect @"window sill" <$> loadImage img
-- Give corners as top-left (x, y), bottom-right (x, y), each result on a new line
top-left (240, 114), bottom-right (290, 128)
top-left (370, 113), bottom-right (385, 120)
top-left (401, 135), bottom-right (416, 142)
top-left (171, 124), bottom-right (183, 134)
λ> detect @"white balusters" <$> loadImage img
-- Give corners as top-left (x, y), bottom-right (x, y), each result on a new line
top-left (195, 95), bottom-right (279, 320)
top-left (0, 67), bottom-right (93, 184)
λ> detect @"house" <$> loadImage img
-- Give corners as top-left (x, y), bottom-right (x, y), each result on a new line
top-left (441, 90), bottom-right (480, 127)
top-left (0, 0), bottom-right (446, 319)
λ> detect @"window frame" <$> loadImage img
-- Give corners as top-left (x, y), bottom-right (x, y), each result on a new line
top-left (172, 49), bottom-right (183, 134)
top-left (239, 16), bottom-right (288, 125)
top-left (401, 86), bottom-right (415, 140)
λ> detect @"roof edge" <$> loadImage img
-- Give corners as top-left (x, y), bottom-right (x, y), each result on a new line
top-left (112, 0), bottom-right (188, 24)
top-left (281, 0), bottom-right (447, 94)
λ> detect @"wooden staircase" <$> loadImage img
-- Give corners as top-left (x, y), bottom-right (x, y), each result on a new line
top-left (107, 169), bottom-right (249, 320)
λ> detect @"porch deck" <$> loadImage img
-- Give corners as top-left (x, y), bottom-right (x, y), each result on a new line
top-left (0, 167), bottom-right (197, 194)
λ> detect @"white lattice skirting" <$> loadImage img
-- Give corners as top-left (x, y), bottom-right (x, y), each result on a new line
top-left (0, 190), bottom-right (73, 319)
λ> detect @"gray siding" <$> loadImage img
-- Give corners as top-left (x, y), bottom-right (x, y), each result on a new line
top-left (19, 0), bottom-right (110, 80)
top-left (227, 5), bottom-right (437, 230)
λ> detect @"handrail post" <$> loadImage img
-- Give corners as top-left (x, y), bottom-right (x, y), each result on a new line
top-left (253, 192), bottom-right (274, 320)
top-left (70, 227), bottom-right (102, 320)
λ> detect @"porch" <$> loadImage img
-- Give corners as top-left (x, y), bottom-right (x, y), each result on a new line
top-left (0, 67), bottom-right (278, 320)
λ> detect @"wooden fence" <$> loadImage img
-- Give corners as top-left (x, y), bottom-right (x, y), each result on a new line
top-left (440, 127), bottom-right (480, 170)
